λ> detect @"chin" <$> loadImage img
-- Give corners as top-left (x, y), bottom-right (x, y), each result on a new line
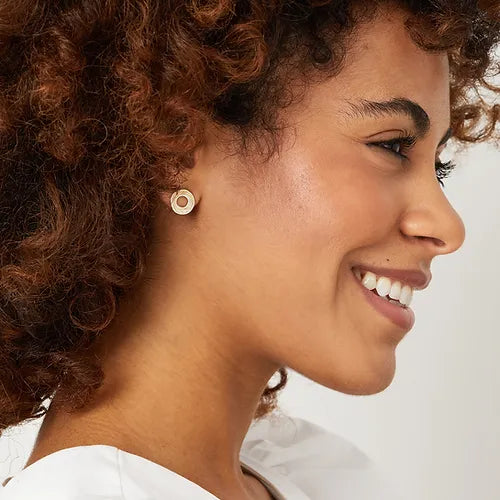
top-left (347, 376), bottom-right (395, 396)
top-left (309, 356), bottom-right (397, 396)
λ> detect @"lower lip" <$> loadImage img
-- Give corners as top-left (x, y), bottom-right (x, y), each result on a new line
top-left (351, 269), bottom-right (415, 331)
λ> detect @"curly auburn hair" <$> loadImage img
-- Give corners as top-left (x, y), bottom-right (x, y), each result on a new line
top-left (0, 0), bottom-right (498, 434)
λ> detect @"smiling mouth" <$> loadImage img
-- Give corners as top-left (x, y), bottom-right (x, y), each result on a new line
top-left (350, 267), bottom-right (415, 330)
top-left (351, 267), bottom-right (413, 308)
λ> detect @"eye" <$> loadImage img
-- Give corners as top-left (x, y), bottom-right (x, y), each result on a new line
top-left (368, 134), bottom-right (456, 187)
top-left (369, 135), bottom-right (417, 160)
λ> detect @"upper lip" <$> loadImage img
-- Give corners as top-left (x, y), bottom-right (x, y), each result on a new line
top-left (352, 264), bottom-right (432, 290)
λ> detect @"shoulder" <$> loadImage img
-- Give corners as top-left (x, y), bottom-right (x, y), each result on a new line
top-left (0, 443), bottom-right (219, 500)
top-left (240, 413), bottom-right (403, 500)
top-left (0, 445), bottom-right (124, 500)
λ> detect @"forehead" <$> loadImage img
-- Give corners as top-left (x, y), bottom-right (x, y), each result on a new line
top-left (332, 6), bottom-right (450, 121)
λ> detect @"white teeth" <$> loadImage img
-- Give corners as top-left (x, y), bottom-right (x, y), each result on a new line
top-left (354, 268), bottom-right (414, 307)
top-left (389, 281), bottom-right (402, 300)
top-left (361, 271), bottom-right (377, 290)
top-left (375, 277), bottom-right (391, 297)
top-left (399, 285), bottom-right (413, 306)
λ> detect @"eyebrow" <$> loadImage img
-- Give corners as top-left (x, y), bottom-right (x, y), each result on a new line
top-left (340, 97), bottom-right (453, 147)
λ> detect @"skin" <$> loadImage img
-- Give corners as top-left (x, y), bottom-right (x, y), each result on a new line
top-left (24, 4), bottom-right (465, 500)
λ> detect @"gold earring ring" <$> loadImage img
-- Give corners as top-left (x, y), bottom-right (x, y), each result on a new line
top-left (170, 189), bottom-right (196, 215)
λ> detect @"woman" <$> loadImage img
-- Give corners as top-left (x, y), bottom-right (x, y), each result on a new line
top-left (0, 1), bottom-right (498, 499)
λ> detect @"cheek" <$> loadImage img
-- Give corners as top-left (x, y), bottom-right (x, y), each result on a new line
top-left (223, 148), bottom-right (399, 304)
top-left (247, 147), bottom-right (401, 276)
top-left (331, 174), bottom-right (399, 248)
top-left (274, 150), bottom-right (399, 258)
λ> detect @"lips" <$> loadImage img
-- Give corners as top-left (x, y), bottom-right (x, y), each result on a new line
top-left (351, 267), bottom-right (416, 330)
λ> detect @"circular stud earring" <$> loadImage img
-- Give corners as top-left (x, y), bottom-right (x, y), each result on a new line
top-left (170, 188), bottom-right (196, 215)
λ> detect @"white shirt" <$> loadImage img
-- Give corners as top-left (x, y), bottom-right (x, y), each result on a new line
top-left (0, 414), bottom-right (403, 499)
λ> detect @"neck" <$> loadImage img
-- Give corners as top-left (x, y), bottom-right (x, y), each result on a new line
top-left (25, 277), bottom-right (281, 499)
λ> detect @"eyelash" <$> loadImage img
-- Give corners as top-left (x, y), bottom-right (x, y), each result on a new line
top-left (369, 134), bottom-right (456, 187)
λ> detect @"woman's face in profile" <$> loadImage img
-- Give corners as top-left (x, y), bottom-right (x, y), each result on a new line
top-left (174, 6), bottom-right (466, 395)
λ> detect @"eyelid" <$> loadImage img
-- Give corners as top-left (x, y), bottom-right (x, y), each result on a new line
top-left (370, 130), bottom-right (450, 160)
top-left (366, 130), bottom-right (457, 187)
top-left (368, 134), bottom-right (417, 160)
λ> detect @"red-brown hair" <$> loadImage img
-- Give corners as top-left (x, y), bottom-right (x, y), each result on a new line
top-left (0, 0), bottom-right (498, 433)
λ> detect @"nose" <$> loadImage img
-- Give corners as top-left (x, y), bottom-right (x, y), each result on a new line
top-left (399, 177), bottom-right (466, 256)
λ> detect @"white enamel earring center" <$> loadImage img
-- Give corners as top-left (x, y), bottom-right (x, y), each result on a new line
top-left (170, 188), bottom-right (196, 215)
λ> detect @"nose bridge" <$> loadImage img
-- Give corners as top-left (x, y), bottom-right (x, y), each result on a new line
top-left (400, 177), bottom-right (466, 255)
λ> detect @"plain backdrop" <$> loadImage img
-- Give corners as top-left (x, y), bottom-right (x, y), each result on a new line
top-left (0, 112), bottom-right (499, 500)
